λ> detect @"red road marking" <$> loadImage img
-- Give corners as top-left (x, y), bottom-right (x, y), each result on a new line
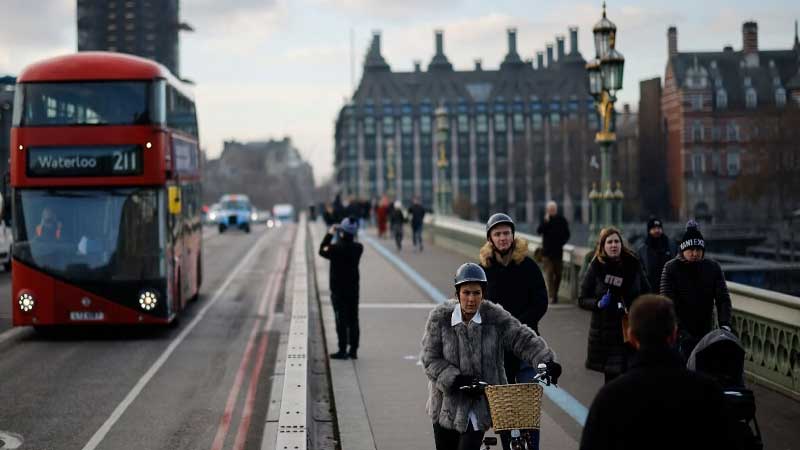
top-left (231, 250), bottom-right (288, 450)
top-left (209, 269), bottom-right (277, 450)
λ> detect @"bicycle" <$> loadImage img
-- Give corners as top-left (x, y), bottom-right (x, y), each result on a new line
top-left (461, 363), bottom-right (554, 450)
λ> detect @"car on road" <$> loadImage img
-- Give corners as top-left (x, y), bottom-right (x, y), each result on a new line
top-left (216, 195), bottom-right (253, 233)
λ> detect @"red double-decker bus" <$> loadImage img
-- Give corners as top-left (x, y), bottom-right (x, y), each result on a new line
top-left (10, 52), bottom-right (202, 327)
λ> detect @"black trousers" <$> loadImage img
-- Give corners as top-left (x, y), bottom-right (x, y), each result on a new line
top-left (331, 293), bottom-right (359, 353)
top-left (433, 422), bottom-right (485, 450)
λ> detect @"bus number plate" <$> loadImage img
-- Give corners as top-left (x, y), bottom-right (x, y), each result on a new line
top-left (69, 311), bottom-right (105, 321)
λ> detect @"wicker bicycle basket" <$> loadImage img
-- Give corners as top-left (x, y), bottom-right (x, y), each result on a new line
top-left (484, 383), bottom-right (544, 431)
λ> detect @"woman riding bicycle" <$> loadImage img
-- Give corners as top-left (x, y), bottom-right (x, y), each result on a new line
top-left (421, 263), bottom-right (562, 450)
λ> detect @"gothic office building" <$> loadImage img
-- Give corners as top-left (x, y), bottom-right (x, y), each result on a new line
top-left (334, 28), bottom-right (599, 223)
top-left (77, 0), bottom-right (192, 76)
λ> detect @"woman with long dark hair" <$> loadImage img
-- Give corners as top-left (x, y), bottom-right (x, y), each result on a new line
top-left (579, 227), bottom-right (650, 383)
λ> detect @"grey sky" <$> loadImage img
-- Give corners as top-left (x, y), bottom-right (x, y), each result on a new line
top-left (1, 0), bottom-right (798, 183)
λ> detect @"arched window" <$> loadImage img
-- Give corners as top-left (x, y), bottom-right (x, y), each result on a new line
top-left (716, 89), bottom-right (727, 109)
top-left (775, 88), bottom-right (787, 108)
top-left (692, 121), bottom-right (704, 142)
top-left (745, 88), bottom-right (757, 108)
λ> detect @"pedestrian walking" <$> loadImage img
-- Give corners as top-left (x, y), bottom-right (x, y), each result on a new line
top-left (636, 217), bottom-right (676, 291)
top-left (376, 195), bottom-right (389, 238)
top-left (580, 294), bottom-right (732, 450)
top-left (579, 227), bottom-right (650, 383)
top-left (479, 213), bottom-right (549, 450)
top-left (409, 197), bottom-right (426, 252)
top-left (660, 220), bottom-right (732, 361)
top-left (389, 200), bottom-right (406, 251)
top-left (536, 201), bottom-right (571, 303)
top-left (319, 217), bottom-right (364, 360)
top-left (421, 263), bottom-right (562, 450)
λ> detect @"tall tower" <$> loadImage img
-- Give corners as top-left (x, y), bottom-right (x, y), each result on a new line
top-left (76, 0), bottom-right (193, 76)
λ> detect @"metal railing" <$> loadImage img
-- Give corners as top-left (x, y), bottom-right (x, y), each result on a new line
top-left (429, 215), bottom-right (800, 400)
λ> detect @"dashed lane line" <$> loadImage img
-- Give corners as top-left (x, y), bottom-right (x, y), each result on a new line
top-left (80, 230), bottom-right (276, 450)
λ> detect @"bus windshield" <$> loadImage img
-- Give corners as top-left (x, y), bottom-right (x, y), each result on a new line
top-left (220, 200), bottom-right (250, 211)
top-left (14, 81), bottom-right (151, 126)
top-left (13, 188), bottom-right (165, 281)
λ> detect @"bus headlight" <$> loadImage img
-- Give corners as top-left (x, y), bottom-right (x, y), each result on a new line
top-left (250, 213), bottom-right (258, 221)
top-left (18, 292), bottom-right (35, 312)
top-left (139, 290), bottom-right (158, 311)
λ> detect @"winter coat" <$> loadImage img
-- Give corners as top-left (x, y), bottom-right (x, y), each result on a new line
top-left (659, 255), bottom-right (732, 345)
top-left (636, 235), bottom-right (676, 291)
top-left (580, 346), bottom-right (732, 450)
top-left (536, 215), bottom-right (571, 260)
top-left (318, 233), bottom-right (363, 298)
top-left (578, 253), bottom-right (650, 373)
top-left (479, 237), bottom-right (548, 333)
top-left (421, 300), bottom-right (556, 433)
top-left (408, 204), bottom-right (426, 228)
top-left (390, 208), bottom-right (405, 231)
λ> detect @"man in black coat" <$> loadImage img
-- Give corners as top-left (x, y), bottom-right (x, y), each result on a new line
top-left (660, 221), bottom-right (732, 360)
top-left (319, 217), bottom-right (364, 359)
top-left (480, 213), bottom-right (549, 450)
top-left (408, 197), bottom-right (426, 252)
top-left (537, 201), bottom-right (571, 304)
top-left (580, 294), bottom-right (732, 450)
top-left (636, 217), bottom-right (676, 291)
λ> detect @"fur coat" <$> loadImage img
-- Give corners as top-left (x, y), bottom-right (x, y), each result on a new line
top-left (421, 299), bottom-right (556, 432)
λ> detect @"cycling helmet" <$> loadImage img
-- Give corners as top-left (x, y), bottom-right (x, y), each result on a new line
top-left (486, 213), bottom-right (515, 240)
top-left (339, 217), bottom-right (359, 236)
top-left (454, 263), bottom-right (488, 288)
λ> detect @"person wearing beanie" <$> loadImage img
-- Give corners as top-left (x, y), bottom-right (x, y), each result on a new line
top-left (660, 220), bottom-right (732, 361)
top-left (319, 217), bottom-right (364, 359)
top-left (636, 217), bottom-right (677, 291)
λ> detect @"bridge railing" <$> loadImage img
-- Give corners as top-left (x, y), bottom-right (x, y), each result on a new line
top-left (429, 215), bottom-right (800, 400)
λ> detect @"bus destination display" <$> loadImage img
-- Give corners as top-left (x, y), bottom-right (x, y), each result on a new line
top-left (27, 145), bottom-right (143, 177)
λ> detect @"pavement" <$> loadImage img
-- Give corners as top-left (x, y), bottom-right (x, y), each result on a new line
top-left (310, 221), bottom-right (800, 450)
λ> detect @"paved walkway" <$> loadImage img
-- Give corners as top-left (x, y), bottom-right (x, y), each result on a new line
top-left (310, 222), bottom-right (800, 450)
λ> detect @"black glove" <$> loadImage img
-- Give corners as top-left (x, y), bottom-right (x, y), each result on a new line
top-left (452, 374), bottom-right (475, 392)
top-left (544, 360), bottom-right (562, 385)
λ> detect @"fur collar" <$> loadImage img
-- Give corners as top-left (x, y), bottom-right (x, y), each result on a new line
top-left (431, 299), bottom-right (510, 325)
top-left (479, 237), bottom-right (529, 267)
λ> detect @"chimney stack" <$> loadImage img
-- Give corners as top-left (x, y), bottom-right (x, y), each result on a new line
top-left (569, 27), bottom-right (579, 54)
top-left (414, 60), bottom-right (421, 72)
top-left (546, 43), bottom-right (554, 67)
top-left (435, 30), bottom-right (444, 55)
top-left (556, 36), bottom-right (565, 60)
top-left (742, 21), bottom-right (758, 54)
top-left (536, 51), bottom-right (544, 69)
top-left (475, 59), bottom-right (483, 71)
top-left (508, 28), bottom-right (518, 55)
top-left (667, 26), bottom-right (678, 58)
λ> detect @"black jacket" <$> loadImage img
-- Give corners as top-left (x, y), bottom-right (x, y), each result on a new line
top-left (536, 215), bottom-right (570, 260)
top-left (318, 233), bottom-right (363, 298)
top-left (636, 235), bottom-right (676, 291)
top-left (479, 238), bottom-right (548, 333)
top-left (660, 256), bottom-right (732, 341)
top-left (408, 204), bottom-right (426, 228)
top-left (578, 253), bottom-right (650, 373)
top-left (580, 346), bottom-right (732, 450)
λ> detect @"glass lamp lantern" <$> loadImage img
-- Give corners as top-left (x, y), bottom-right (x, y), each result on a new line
top-left (587, 59), bottom-right (603, 96)
top-left (435, 105), bottom-right (449, 142)
top-left (592, 10), bottom-right (616, 59)
top-left (601, 49), bottom-right (625, 91)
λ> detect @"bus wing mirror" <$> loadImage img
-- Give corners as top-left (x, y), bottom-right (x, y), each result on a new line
top-left (168, 186), bottom-right (182, 215)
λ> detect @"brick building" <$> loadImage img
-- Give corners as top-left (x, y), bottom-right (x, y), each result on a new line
top-left (662, 21), bottom-right (800, 222)
top-left (334, 28), bottom-right (600, 223)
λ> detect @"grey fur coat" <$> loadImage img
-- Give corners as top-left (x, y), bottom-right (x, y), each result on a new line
top-left (421, 299), bottom-right (556, 432)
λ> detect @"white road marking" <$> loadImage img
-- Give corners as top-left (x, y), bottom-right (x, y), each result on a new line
top-left (0, 431), bottom-right (23, 449)
top-left (80, 231), bottom-right (275, 450)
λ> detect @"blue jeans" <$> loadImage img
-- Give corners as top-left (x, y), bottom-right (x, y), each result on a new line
top-left (499, 361), bottom-right (541, 450)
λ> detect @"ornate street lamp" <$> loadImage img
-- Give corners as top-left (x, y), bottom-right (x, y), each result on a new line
top-left (587, 1), bottom-right (625, 244)
top-left (435, 104), bottom-right (451, 215)
top-left (386, 138), bottom-right (396, 198)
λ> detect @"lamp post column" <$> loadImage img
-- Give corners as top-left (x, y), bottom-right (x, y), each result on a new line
top-left (435, 104), bottom-right (451, 215)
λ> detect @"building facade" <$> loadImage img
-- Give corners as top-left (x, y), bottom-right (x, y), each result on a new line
top-left (334, 28), bottom-right (600, 223)
top-left (77, 0), bottom-right (191, 76)
top-left (662, 21), bottom-right (800, 222)
top-left (638, 77), bottom-right (669, 220)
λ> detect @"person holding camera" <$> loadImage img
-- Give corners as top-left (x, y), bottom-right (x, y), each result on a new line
top-left (579, 227), bottom-right (650, 384)
top-left (319, 217), bottom-right (364, 359)
top-left (421, 263), bottom-right (561, 450)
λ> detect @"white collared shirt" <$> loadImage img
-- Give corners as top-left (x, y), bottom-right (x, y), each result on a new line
top-left (451, 304), bottom-right (482, 430)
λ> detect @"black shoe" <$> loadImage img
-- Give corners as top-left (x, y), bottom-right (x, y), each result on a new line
top-left (348, 350), bottom-right (358, 360)
top-left (330, 351), bottom-right (349, 360)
